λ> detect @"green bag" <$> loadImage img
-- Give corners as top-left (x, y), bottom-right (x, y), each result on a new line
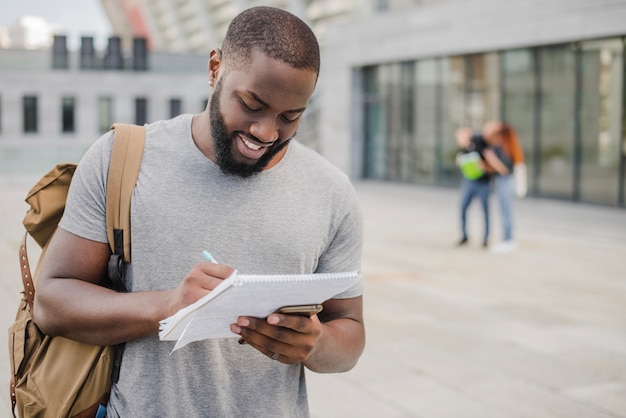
top-left (456, 151), bottom-right (485, 180)
top-left (9, 124), bottom-right (145, 418)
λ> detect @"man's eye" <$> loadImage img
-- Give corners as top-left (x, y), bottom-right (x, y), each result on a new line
top-left (281, 114), bottom-right (300, 123)
top-left (240, 100), bottom-right (260, 112)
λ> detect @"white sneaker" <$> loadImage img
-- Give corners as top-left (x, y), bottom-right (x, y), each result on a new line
top-left (490, 241), bottom-right (517, 254)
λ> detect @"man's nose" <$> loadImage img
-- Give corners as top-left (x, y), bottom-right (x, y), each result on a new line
top-left (250, 117), bottom-right (279, 143)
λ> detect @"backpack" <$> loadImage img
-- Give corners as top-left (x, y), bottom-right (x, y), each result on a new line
top-left (9, 123), bottom-right (146, 418)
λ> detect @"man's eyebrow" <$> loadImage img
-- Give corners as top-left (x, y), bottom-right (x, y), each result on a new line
top-left (247, 91), bottom-right (307, 113)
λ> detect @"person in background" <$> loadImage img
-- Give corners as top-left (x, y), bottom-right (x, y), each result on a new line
top-left (455, 125), bottom-right (509, 248)
top-left (484, 121), bottom-right (526, 253)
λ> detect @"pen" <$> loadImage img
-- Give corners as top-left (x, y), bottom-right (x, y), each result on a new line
top-left (202, 250), bottom-right (218, 264)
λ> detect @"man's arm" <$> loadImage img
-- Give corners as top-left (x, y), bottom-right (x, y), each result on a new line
top-left (303, 296), bottom-right (365, 372)
top-left (231, 295), bottom-right (365, 373)
top-left (34, 228), bottom-right (233, 346)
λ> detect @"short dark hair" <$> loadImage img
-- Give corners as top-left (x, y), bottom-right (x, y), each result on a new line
top-left (222, 6), bottom-right (320, 75)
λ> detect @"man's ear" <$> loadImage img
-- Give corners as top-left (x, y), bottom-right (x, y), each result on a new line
top-left (208, 48), bottom-right (222, 86)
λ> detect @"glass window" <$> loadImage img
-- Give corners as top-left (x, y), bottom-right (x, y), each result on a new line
top-left (623, 39), bottom-right (626, 208)
top-left (23, 96), bottom-right (38, 133)
top-left (439, 56), bottom-right (465, 186)
top-left (386, 62), bottom-right (414, 182)
top-left (376, 0), bottom-right (389, 12)
top-left (381, 63), bottom-right (400, 181)
top-left (62, 97), bottom-right (75, 133)
top-left (502, 48), bottom-right (536, 195)
top-left (170, 98), bottom-right (182, 118)
top-left (363, 65), bottom-right (386, 179)
top-left (52, 35), bottom-right (69, 70)
top-left (537, 45), bottom-right (576, 199)
top-left (80, 36), bottom-right (96, 70)
top-left (98, 96), bottom-right (113, 133)
top-left (465, 53), bottom-right (500, 128)
top-left (578, 38), bottom-right (623, 206)
top-left (413, 58), bottom-right (438, 185)
top-left (135, 97), bottom-right (148, 126)
top-left (105, 36), bottom-right (124, 70)
top-left (133, 37), bottom-right (148, 71)
top-left (356, 40), bottom-right (626, 208)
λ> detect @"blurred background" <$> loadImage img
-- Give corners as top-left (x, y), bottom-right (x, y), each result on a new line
top-left (1, 0), bottom-right (625, 209)
top-left (1, 1), bottom-right (626, 417)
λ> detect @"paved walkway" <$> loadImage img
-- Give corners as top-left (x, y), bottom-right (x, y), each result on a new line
top-left (1, 178), bottom-right (625, 417)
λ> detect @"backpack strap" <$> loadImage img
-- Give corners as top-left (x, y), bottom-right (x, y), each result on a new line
top-left (18, 233), bottom-right (35, 313)
top-left (106, 123), bottom-right (146, 292)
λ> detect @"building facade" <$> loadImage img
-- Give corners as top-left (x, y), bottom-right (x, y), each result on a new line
top-left (0, 35), bottom-right (209, 174)
top-left (3, 0), bottom-right (626, 208)
top-left (320, 0), bottom-right (626, 207)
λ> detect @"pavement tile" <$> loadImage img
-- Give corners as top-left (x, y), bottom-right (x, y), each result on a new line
top-left (1, 179), bottom-right (625, 417)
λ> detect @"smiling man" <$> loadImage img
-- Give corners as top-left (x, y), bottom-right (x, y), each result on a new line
top-left (198, 46), bottom-right (315, 177)
top-left (34, 6), bottom-right (364, 418)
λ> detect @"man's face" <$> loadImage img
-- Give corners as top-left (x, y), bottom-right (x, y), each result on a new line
top-left (210, 78), bottom-right (289, 177)
top-left (208, 50), bottom-right (317, 177)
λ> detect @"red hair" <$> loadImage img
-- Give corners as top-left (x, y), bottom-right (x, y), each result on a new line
top-left (499, 124), bottom-right (524, 164)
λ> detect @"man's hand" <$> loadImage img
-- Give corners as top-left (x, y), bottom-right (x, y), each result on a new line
top-left (230, 312), bottom-right (323, 364)
top-left (165, 262), bottom-right (234, 319)
top-left (230, 296), bottom-right (364, 373)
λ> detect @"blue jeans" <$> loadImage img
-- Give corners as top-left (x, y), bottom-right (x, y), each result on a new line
top-left (460, 178), bottom-right (490, 243)
top-left (96, 404), bottom-right (107, 418)
top-left (495, 174), bottom-right (515, 241)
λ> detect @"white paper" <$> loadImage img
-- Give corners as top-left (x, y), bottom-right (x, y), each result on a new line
top-left (159, 271), bottom-right (361, 352)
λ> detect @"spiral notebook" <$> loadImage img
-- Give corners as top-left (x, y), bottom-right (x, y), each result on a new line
top-left (159, 270), bottom-right (361, 352)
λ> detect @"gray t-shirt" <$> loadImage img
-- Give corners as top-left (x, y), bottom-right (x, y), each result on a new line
top-left (59, 114), bottom-right (363, 417)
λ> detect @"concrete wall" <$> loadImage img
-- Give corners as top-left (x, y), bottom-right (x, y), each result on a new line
top-left (318, 0), bottom-right (626, 176)
top-left (1, 71), bottom-right (208, 139)
top-left (0, 57), bottom-right (208, 173)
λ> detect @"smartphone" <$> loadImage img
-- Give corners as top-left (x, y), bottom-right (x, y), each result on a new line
top-left (278, 304), bottom-right (323, 317)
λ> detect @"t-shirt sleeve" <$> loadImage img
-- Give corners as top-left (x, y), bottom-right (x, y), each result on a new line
top-left (316, 179), bottom-right (364, 299)
top-left (58, 131), bottom-right (115, 243)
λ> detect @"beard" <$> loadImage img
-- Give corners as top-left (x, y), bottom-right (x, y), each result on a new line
top-left (209, 79), bottom-right (291, 178)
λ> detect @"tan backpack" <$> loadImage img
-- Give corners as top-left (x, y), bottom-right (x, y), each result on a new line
top-left (9, 123), bottom-right (146, 418)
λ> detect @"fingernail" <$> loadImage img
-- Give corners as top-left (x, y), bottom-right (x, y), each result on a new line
top-left (268, 315), bottom-right (279, 325)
